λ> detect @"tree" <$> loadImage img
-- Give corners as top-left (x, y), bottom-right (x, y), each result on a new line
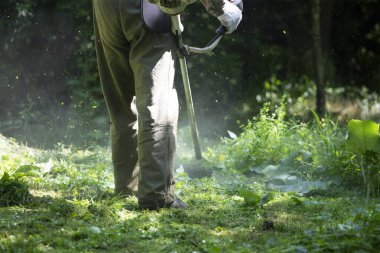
top-left (311, 0), bottom-right (326, 115)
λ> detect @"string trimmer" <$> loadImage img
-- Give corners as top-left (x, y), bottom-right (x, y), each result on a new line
top-left (141, 0), bottom-right (242, 176)
top-left (170, 1), bottom-right (243, 164)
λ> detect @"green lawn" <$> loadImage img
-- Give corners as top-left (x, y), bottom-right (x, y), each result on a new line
top-left (1, 107), bottom-right (379, 252)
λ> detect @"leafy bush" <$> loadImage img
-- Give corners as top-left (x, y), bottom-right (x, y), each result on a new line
top-left (0, 172), bottom-right (30, 206)
top-left (346, 119), bottom-right (380, 198)
top-left (205, 102), bottom-right (380, 195)
top-left (206, 100), bottom-right (341, 173)
top-left (206, 100), bottom-right (295, 171)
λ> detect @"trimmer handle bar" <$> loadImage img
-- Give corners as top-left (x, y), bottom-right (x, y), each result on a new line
top-left (177, 0), bottom-right (243, 56)
top-left (171, 0), bottom-right (242, 159)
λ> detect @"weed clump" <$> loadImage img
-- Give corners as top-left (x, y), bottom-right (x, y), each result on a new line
top-left (205, 100), bottom-right (380, 195)
top-left (0, 172), bottom-right (31, 206)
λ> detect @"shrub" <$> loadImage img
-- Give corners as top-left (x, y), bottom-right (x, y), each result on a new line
top-left (205, 102), bottom-right (380, 195)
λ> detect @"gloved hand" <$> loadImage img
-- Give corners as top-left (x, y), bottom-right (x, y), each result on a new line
top-left (217, 0), bottom-right (243, 34)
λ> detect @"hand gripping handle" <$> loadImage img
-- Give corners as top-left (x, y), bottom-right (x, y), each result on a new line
top-left (174, 0), bottom-right (243, 56)
top-left (216, 0), bottom-right (244, 35)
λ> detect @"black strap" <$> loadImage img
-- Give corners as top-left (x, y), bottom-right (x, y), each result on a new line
top-left (141, 0), bottom-right (172, 33)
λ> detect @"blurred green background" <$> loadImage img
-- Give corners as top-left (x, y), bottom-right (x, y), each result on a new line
top-left (0, 0), bottom-right (379, 147)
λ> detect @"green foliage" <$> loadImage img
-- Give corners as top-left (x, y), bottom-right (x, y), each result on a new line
top-left (205, 102), bottom-right (380, 197)
top-left (0, 135), bottom-right (379, 252)
top-left (308, 111), bottom-right (346, 177)
top-left (206, 100), bottom-right (339, 174)
top-left (275, 204), bottom-right (380, 252)
top-left (347, 119), bottom-right (380, 154)
top-left (239, 189), bottom-right (261, 206)
top-left (257, 76), bottom-right (316, 118)
top-left (346, 119), bottom-right (380, 198)
top-left (0, 172), bottom-right (30, 206)
top-left (1, 0), bottom-right (380, 147)
top-left (210, 100), bottom-right (293, 171)
top-left (237, 190), bottom-right (275, 208)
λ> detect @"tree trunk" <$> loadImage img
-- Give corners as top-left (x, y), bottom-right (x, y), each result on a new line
top-left (311, 0), bottom-right (326, 115)
top-left (321, 0), bottom-right (335, 52)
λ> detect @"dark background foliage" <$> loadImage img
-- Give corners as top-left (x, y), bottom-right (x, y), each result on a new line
top-left (0, 0), bottom-right (379, 147)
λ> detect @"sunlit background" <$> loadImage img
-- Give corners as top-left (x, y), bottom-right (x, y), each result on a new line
top-left (0, 0), bottom-right (379, 147)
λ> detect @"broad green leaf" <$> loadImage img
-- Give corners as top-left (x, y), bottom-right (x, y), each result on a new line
top-left (347, 120), bottom-right (380, 154)
top-left (239, 190), bottom-right (261, 206)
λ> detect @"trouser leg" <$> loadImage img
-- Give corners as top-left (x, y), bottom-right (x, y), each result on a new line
top-left (93, 2), bottom-right (139, 195)
top-left (128, 29), bottom-right (179, 208)
top-left (93, 0), bottom-right (179, 206)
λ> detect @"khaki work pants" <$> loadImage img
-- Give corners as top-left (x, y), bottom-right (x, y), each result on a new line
top-left (93, 0), bottom-right (178, 207)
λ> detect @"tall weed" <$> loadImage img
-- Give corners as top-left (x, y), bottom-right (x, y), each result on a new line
top-left (207, 100), bottom-right (308, 172)
top-left (205, 101), bottom-right (378, 193)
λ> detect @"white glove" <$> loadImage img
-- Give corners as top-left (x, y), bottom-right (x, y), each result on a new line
top-left (217, 0), bottom-right (243, 34)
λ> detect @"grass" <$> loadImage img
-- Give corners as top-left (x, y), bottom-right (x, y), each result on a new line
top-left (0, 113), bottom-right (379, 253)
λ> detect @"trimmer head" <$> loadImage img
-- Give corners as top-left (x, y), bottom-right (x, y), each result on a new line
top-left (183, 159), bottom-right (213, 179)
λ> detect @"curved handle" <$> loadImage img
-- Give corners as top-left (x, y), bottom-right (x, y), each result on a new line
top-left (216, 25), bottom-right (228, 35)
top-left (175, 0), bottom-right (243, 56)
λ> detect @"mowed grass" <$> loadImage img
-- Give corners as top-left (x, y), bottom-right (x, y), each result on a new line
top-left (0, 134), bottom-right (379, 253)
